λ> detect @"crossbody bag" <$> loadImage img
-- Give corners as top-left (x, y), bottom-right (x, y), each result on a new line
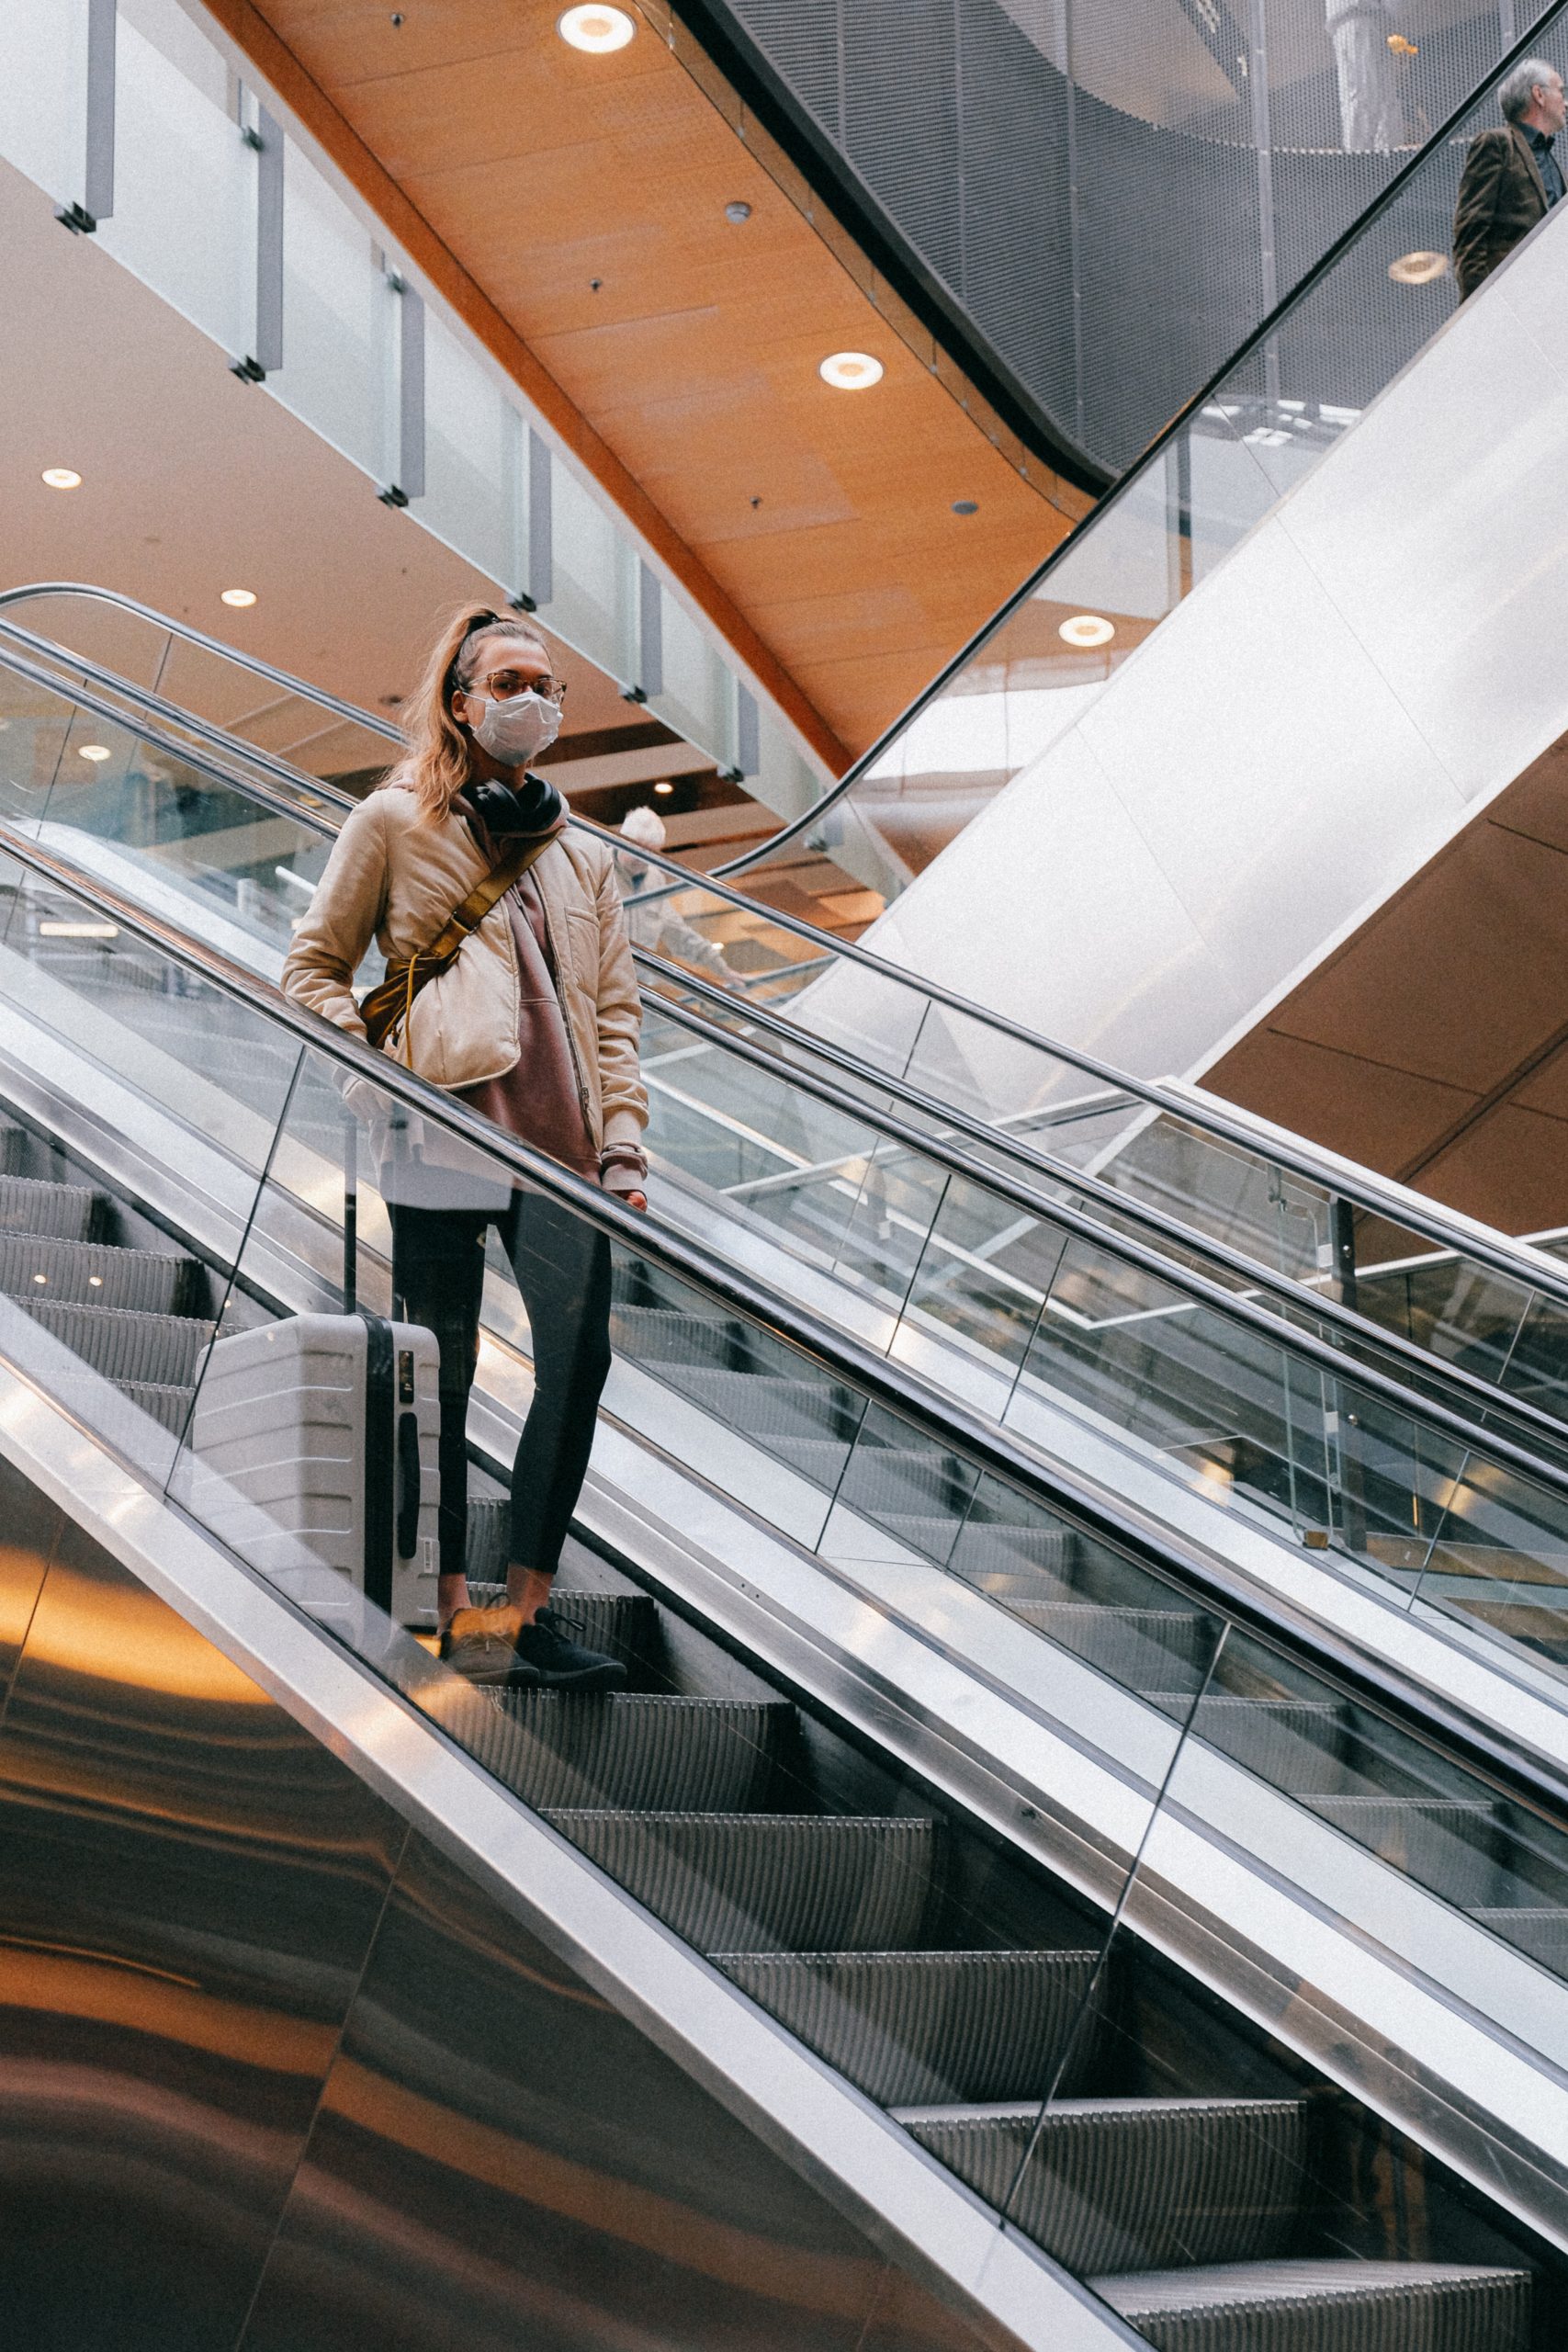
top-left (359, 831), bottom-right (556, 1061)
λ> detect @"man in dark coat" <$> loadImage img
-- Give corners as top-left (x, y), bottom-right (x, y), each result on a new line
top-left (1453, 55), bottom-right (1566, 299)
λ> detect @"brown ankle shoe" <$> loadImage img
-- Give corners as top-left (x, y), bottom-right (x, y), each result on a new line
top-left (437, 1605), bottom-right (542, 1689)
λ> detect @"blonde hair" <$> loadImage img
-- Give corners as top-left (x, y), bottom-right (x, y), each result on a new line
top-left (382, 605), bottom-right (551, 823)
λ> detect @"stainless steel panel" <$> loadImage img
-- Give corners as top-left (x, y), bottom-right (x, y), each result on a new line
top-left (238, 1830), bottom-right (996, 2352)
top-left (0, 1515), bottom-right (407, 2350)
top-left (0, 1453), bottom-right (59, 1713)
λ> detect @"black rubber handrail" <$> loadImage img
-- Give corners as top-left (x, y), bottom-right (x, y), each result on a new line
top-left (8, 592), bottom-right (1568, 1318)
top-left (7, 817), bottom-right (1568, 1841)
top-left (9, 616), bottom-right (1568, 1482)
top-left (709, 0), bottom-right (1568, 882)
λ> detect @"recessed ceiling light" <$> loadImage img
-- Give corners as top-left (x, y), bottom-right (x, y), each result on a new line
top-left (1388, 250), bottom-right (1449, 285)
top-left (220, 587), bottom-right (257, 607)
top-left (558, 5), bottom-right (635, 51)
top-left (952, 499), bottom-right (978, 516)
top-left (652, 780), bottom-right (674, 796)
top-left (77, 743), bottom-right (113, 763)
top-left (726, 200), bottom-right (752, 223)
top-left (1058, 614), bottom-right (1115, 649)
top-left (819, 351), bottom-right (884, 391)
top-left (41, 468), bottom-right (82, 490)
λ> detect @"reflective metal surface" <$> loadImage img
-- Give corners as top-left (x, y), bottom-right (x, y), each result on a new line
top-left (239, 1832), bottom-right (1008, 2352)
top-left (0, 1439), bottom-right (1095, 2351)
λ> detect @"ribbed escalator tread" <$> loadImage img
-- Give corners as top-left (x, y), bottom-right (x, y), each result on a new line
top-left (658, 1366), bottom-right (858, 1441)
top-left (0, 1228), bottom-right (191, 1314)
top-left (1305, 1797), bottom-right (1509, 1904)
top-left (1469, 1905), bottom-right (1568, 1966)
top-left (1094, 2257), bottom-right (1531, 2351)
top-left (463, 1581), bottom-right (663, 1685)
top-left (542, 1811), bottom-right (941, 1953)
top-left (21, 1297), bottom-right (213, 1386)
top-left (0, 1176), bottom-right (96, 1241)
top-left (420, 1691), bottom-right (786, 1811)
top-left (713, 1948), bottom-right (1103, 2105)
top-left (1017, 1602), bottom-right (1216, 1687)
top-left (895, 2097), bottom-right (1305, 2273)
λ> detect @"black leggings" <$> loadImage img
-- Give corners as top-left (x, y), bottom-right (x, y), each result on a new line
top-left (390, 1192), bottom-right (613, 1584)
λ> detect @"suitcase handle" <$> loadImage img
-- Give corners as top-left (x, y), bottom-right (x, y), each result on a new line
top-left (395, 1409), bottom-right (421, 1559)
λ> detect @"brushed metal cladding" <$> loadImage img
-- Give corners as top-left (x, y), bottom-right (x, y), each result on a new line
top-left (236, 1830), bottom-right (998, 2352)
top-left (0, 1512), bottom-right (408, 2351)
top-left (0, 1453), bottom-right (59, 1713)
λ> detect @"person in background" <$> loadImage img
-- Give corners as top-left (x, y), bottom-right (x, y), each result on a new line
top-left (283, 607), bottom-right (649, 1693)
top-left (616, 804), bottom-right (736, 983)
top-left (1453, 55), bottom-right (1566, 300)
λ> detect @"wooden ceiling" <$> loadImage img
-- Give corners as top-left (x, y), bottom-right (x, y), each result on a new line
top-left (201, 0), bottom-right (1089, 770)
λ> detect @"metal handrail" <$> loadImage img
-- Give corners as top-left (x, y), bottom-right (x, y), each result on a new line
top-left (6, 815), bottom-right (1568, 1832)
top-left (8, 615), bottom-right (1568, 1474)
top-left (7, 585), bottom-right (1568, 1322)
top-left (706, 0), bottom-right (1568, 882)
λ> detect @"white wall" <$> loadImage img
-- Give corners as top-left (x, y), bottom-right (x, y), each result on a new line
top-left (829, 202), bottom-right (1568, 1111)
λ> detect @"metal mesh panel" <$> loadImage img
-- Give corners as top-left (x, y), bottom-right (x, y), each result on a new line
top-left (842, 0), bottom-right (963, 288)
top-left (719, 0), bottom-right (1526, 471)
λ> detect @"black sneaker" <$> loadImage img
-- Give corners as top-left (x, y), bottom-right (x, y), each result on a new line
top-left (513, 1607), bottom-right (628, 1692)
top-left (439, 1605), bottom-right (543, 1690)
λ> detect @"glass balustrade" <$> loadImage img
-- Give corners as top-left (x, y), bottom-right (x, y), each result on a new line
top-left (0, 832), bottom-right (1562, 2332)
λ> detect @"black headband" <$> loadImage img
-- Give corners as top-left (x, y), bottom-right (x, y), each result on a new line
top-left (445, 610), bottom-right (505, 701)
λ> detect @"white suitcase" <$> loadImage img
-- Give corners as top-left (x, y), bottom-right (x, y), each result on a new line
top-left (188, 1310), bottom-right (442, 1634)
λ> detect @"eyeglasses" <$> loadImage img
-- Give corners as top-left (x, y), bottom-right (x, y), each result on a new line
top-left (471, 666), bottom-right (569, 706)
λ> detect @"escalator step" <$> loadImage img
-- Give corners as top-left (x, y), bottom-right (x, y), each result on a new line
top-left (839, 1446), bottom-right (979, 1515)
top-left (1017, 1603), bottom-right (1215, 1689)
top-left (0, 1175), bottom-right (96, 1241)
top-left (1094, 2257), bottom-right (1530, 2352)
top-left (1306, 1797), bottom-right (1516, 1906)
top-left (542, 1811), bottom-right (941, 1953)
top-left (463, 1582), bottom-right (663, 1687)
top-left (1469, 1907), bottom-right (1568, 1968)
top-left (422, 1692), bottom-right (786, 1811)
top-left (0, 1228), bottom-right (191, 1315)
top-left (657, 1366), bottom-right (859, 1442)
top-left (713, 1948), bottom-right (1104, 2106)
top-left (609, 1305), bottom-right (751, 1373)
top-left (895, 2096), bottom-right (1305, 2275)
top-left (21, 1298), bottom-right (213, 1387)
top-left (53, 1375), bottom-right (194, 1437)
top-left (953, 1521), bottom-right (1079, 1574)
top-left (1167, 1696), bottom-right (1359, 1790)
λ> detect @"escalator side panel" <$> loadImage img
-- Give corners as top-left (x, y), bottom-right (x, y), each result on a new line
top-left (0, 1445), bottom-right (1039, 2352)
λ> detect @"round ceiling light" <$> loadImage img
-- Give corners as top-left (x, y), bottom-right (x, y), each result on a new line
top-left (1388, 250), bottom-right (1449, 285)
top-left (41, 468), bottom-right (82, 490)
top-left (558, 5), bottom-right (635, 51)
top-left (78, 743), bottom-right (113, 763)
top-left (652, 780), bottom-right (674, 796)
top-left (220, 587), bottom-right (257, 608)
top-left (1058, 614), bottom-right (1115, 649)
top-left (818, 351), bottom-right (884, 391)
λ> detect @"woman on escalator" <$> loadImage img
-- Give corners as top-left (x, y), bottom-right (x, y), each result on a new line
top-left (282, 606), bottom-right (649, 1693)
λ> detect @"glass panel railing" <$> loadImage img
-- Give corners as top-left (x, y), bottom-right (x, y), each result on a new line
top-left (0, 843), bottom-right (1564, 2324)
top-left (15, 706), bottom-right (1568, 1735)
top-left (722, 3), bottom-right (1568, 911)
top-left (17, 650), bottom-right (1568, 1703)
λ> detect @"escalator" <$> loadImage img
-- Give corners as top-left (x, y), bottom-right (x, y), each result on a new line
top-left (12, 605), bottom-right (1568, 1744)
top-left (0, 820), bottom-right (1565, 2346)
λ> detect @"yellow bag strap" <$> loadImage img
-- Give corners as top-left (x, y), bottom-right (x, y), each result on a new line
top-left (361, 830), bottom-right (556, 1057)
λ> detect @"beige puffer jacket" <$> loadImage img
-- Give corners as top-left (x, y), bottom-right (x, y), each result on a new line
top-left (281, 785), bottom-right (648, 1158)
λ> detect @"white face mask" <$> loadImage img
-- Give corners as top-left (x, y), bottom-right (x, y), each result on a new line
top-left (467, 688), bottom-right (561, 767)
